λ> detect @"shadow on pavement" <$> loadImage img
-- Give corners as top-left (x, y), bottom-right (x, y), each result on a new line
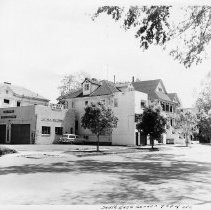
top-left (0, 152), bottom-right (211, 204)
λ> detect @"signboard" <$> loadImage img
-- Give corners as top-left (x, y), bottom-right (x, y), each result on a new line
top-left (41, 118), bottom-right (63, 122)
top-left (50, 103), bottom-right (63, 111)
top-left (1, 115), bottom-right (16, 119)
top-left (3, 110), bottom-right (14, 114)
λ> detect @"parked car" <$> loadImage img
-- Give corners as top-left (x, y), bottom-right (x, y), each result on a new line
top-left (58, 134), bottom-right (79, 144)
top-left (58, 134), bottom-right (85, 144)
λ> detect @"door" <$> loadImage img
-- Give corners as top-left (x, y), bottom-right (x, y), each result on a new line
top-left (11, 124), bottom-right (30, 144)
top-left (0, 124), bottom-right (6, 144)
top-left (136, 132), bottom-right (139, 146)
top-left (140, 134), bottom-right (147, 145)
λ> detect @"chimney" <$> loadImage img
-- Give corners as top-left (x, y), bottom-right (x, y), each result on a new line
top-left (132, 76), bottom-right (134, 83)
top-left (114, 75), bottom-right (116, 84)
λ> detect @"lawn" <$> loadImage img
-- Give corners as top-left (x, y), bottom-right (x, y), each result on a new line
top-left (0, 144), bottom-right (211, 205)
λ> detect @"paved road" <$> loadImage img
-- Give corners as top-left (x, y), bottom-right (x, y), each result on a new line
top-left (0, 144), bottom-right (211, 205)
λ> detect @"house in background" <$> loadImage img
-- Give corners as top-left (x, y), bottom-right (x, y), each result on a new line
top-left (0, 82), bottom-right (49, 108)
top-left (59, 78), bottom-right (148, 146)
top-left (131, 79), bottom-right (182, 143)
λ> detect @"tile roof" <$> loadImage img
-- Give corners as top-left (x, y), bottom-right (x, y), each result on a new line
top-left (0, 83), bottom-right (49, 101)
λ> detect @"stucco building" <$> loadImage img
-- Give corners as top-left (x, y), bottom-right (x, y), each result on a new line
top-left (59, 78), bottom-right (148, 146)
top-left (0, 104), bottom-right (75, 144)
top-left (0, 82), bottom-right (49, 108)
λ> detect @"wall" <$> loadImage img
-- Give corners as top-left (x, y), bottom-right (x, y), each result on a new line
top-left (35, 105), bottom-right (75, 144)
top-left (0, 106), bottom-right (36, 144)
top-left (0, 86), bottom-right (48, 108)
top-left (112, 91), bottom-right (147, 145)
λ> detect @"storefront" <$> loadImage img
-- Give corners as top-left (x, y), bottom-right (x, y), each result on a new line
top-left (0, 104), bottom-right (75, 144)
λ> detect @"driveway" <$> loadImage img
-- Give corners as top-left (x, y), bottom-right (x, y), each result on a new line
top-left (0, 144), bottom-right (211, 205)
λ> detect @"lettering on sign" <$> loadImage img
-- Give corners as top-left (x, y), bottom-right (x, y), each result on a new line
top-left (3, 110), bottom-right (14, 114)
top-left (1, 115), bottom-right (16, 119)
top-left (41, 118), bottom-right (63, 122)
top-left (50, 103), bottom-right (63, 111)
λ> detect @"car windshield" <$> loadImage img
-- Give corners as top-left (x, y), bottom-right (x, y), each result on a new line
top-left (68, 135), bottom-right (76, 138)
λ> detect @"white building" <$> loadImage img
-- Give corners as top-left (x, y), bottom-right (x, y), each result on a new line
top-left (58, 78), bottom-right (148, 146)
top-left (0, 104), bottom-right (75, 144)
top-left (0, 82), bottom-right (49, 108)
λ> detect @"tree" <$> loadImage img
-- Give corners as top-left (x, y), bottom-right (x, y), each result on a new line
top-left (81, 102), bottom-right (118, 151)
top-left (175, 110), bottom-right (198, 146)
top-left (58, 71), bottom-right (90, 96)
top-left (195, 73), bottom-right (211, 142)
top-left (136, 103), bottom-right (167, 149)
top-left (93, 6), bottom-right (211, 68)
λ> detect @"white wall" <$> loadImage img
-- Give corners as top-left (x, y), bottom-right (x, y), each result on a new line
top-left (0, 86), bottom-right (48, 108)
top-left (35, 105), bottom-right (74, 144)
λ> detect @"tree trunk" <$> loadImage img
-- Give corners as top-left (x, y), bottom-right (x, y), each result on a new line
top-left (185, 133), bottom-right (189, 147)
top-left (97, 135), bottom-right (100, 152)
top-left (150, 135), bottom-right (154, 149)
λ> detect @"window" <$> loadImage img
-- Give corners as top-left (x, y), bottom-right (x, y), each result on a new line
top-left (55, 127), bottom-right (63, 135)
top-left (114, 98), bottom-right (118, 107)
top-left (170, 119), bottom-right (173, 126)
top-left (72, 101), bottom-right (75, 108)
top-left (84, 84), bottom-right (90, 91)
top-left (85, 101), bottom-right (88, 106)
top-left (166, 104), bottom-right (169, 112)
top-left (140, 100), bottom-right (146, 108)
top-left (170, 105), bottom-right (173, 112)
top-left (4, 99), bottom-right (10, 104)
top-left (161, 102), bottom-right (165, 111)
top-left (17, 101), bottom-right (21, 107)
top-left (42, 126), bottom-right (51, 135)
top-left (5, 90), bottom-right (9, 94)
top-left (158, 88), bottom-right (163, 92)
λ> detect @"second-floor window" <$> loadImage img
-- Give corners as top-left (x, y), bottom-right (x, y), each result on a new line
top-left (161, 102), bottom-right (165, 111)
top-left (166, 104), bottom-right (170, 112)
top-left (4, 99), bottom-right (10, 104)
top-left (84, 84), bottom-right (90, 91)
top-left (140, 100), bottom-right (146, 108)
top-left (72, 101), bottom-right (75, 108)
top-left (85, 101), bottom-right (88, 106)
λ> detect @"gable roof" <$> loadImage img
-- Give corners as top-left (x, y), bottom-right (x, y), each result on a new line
top-left (59, 80), bottom-right (120, 100)
top-left (90, 80), bottom-right (120, 96)
top-left (168, 93), bottom-right (181, 105)
top-left (132, 79), bottom-right (173, 103)
top-left (0, 83), bottom-right (49, 102)
top-left (81, 78), bottom-right (101, 86)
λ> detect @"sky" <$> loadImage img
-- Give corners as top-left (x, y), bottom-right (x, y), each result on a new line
top-left (0, 0), bottom-right (211, 107)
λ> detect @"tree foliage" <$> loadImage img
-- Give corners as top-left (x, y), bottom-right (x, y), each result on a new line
top-left (175, 109), bottom-right (198, 146)
top-left (136, 103), bottom-right (166, 148)
top-left (81, 102), bottom-right (118, 151)
top-left (195, 73), bottom-right (211, 142)
top-left (93, 6), bottom-right (211, 68)
top-left (58, 71), bottom-right (90, 96)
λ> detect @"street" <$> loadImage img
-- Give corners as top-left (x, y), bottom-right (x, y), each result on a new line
top-left (0, 144), bottom-right (211, 205)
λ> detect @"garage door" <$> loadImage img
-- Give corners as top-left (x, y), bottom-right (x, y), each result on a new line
top-left (0, 124), bottom-right (6, 144)
top-left (11, 124), bottom-right (30, 144)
